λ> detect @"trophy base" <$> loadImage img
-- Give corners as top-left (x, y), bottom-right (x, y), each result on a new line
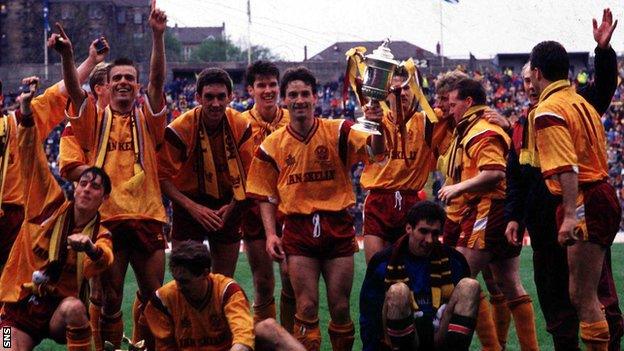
top-left (351, 117), bottom-right (381, 135)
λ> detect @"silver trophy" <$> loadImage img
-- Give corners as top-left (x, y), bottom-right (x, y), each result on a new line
top-left (351, 39), bottom-right (401, 135)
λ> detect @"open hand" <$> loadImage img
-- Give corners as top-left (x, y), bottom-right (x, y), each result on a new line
top-left (593, 8), bottom-right (618, 49)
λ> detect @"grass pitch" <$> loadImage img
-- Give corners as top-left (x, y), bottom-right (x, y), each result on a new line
top-left (37, 244), bottom-right (624, 350)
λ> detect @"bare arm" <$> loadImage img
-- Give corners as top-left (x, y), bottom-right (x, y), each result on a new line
top-left (147, 0), bottom-right (167, 111)
top-left (438, 170), bottom-right (505, 203)
top-left (51, 23), bottom-right (87, 111)
top-left (259, 201), bottom-right (284, 261)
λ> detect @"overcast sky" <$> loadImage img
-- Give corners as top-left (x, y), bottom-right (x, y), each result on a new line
top-left (158, 0), bottom-right (624, 61)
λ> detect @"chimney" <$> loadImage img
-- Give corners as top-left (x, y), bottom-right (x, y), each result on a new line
top-left (304, 45), bottom-right (307, 61)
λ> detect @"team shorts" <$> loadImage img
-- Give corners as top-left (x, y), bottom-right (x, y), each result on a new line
top-left (442, 218), bottom-right (461, 247)
top-left (0, 204), bottom-right (24, 265)
top-left (363, 190), bottom-right (422, 243)
top-left (457, 198), bottom-right (521, 261)
top-left (240, 200), bottom-right (284, 241)
top-left (0, 294), bottom-right (65, 345)
top-left (556, 180), bottom-right (621, 247)
top-left (282, 210), bottom-right (357, 259)
top-left (105, 219), bottom-right (166, 253)
top-left (171, 194), bottom-right (242, 244)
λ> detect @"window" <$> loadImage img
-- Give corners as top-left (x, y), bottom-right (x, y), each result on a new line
top-left (133, 10), bottom-right (142, 24)
top-left (88, 5), bottom-right (102, 19)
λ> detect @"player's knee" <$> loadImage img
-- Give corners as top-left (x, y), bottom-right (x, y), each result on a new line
top-left (60, 297), bottom-right (88, 324)
top-left (569, 286), bottom-right (590, 309)
top-left (453, 278), bottom-right (481, 315)
top-left (385, 283), bottom-right (412, 319)
top-left (297, 299), bottom-right (318, 319)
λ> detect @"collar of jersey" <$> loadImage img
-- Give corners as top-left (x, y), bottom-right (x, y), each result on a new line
top-left (538, 80), bottom-right (570, 104)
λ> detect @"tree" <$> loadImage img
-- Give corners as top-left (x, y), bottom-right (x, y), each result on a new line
top-left (191, 37), bottom-right (280, 62)
top-left (165, 30), bottom-right (182, 61)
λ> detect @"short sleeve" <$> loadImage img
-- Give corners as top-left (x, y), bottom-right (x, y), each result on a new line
top-left (466, 131), bottom-right (508, 172)
top-left (246, 145), bottom-right (280, 204)
top-left (534, 112), bottom-right (577, 178)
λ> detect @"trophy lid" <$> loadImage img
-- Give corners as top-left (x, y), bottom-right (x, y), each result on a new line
top-left (367, 38), bottom-right (399, 65)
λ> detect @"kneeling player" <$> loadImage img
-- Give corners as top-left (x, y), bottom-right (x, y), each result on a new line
top-left (144, 240), bottom-right (304, 351)
top-left (360, 201), bottom-right (479, 351)
top-left (0, 86), bottom-right (113, 350)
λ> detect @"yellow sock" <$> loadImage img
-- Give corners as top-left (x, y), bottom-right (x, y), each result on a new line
top-left (89, 300), bottom-right (103, 351)
top-left (294, 314), bottom-right (321, 351)
top-left (475, 293), bottom-right (501, 351)
top-left (66, 322), bottom-right (92, 351)
top-left (253, 297), bottom-right (277, 324)
top-left (490, 293), bottom-right (511, 348)
top-left (328, 320), bottom-right (355, 351)
top-left (580, 320), bottom-right (610, 351)
top-left (508, 295), bottom-right (538, 351)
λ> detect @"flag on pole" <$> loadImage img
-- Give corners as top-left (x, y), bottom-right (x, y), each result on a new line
top-left (43, 0), bottom-right (50, 31)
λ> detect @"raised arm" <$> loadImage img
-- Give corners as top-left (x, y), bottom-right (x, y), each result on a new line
top-left (579, 8), bottom-right (618, 115)
top-left (50, 22), bottom-right (87, 112)
top-left (147, 0), bottom-right (167, 111)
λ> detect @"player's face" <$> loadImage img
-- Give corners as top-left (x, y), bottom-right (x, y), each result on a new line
top-left (109, 65), bottom-right (139, 105)
top-left (407, 220), bottom-right (442, 257)
top-left (389, 75), bottom-right (414, 117)
top-left (172, 265), bottom-right (205, 297)
top-left (523, 67), bottom-right (538, 105)
top-left (95, 83), bottom-right (111, 107)
top-left (74, 173), bottom-right (107, 212)
top-left (248, 75), bottom-right (279, 111)
top-left (448, 90), bottom-right (472, 123)
top-left (197, 84), bottom-right (231, 123)
top-left (284, 80), bottom-right (317, 122)
top-left (529, 67), bottom-right (543, 97)
top-left (435, 91), bottom-right (450, 117)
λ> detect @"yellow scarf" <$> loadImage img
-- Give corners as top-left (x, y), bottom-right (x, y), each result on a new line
top-left (0, 115), bottom-right (9, 216)
top-left (94, 106), bottom-right (145, 190)
top-left (249, 107), bottom-right (285, 137)
top-left (28, 203), bottom-right (98, 305)
top-left (520, 80), bottom-right (570, 167)
top-left (197, 110), bottom-right (247, 201)
top-left (438, 105), bottom-right (488, 182)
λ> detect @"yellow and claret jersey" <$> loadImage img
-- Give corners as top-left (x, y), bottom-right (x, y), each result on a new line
top-left (66, 96), bottom-right (167, 224)
top-left (0, 120), bottom-right (112, 303)
top-left (145, 273), bottom-right (254, 351)
top-left (241, 106), bottom-right (290, 151)
top-left (534, 80), bottom-right (608, 195)
top-left (158, 107), bottom-right (254, 199)
top-left (440, 106), bottom-right (510, 206)
top-left (246, 118), bottom-right (370, 215)
top-left (30, 83), bottom-right (70, 142)
top-left (360, 110), bottom-right (450, 191)
top-left (1, 114), bottom-right (23, 207)
top-left (59, 122), bottom-right (90, 180)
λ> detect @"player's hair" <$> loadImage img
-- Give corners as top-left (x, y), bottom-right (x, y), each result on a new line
top-left (280, 66), bottom-right (317, 97)
top-left (435, 70), bottom-right (469, 95)
top-left (89, 63), bottom-right (110, 100)
top-left (79, 166), bottom-right (112, 196)
top-left (170, 240), bottom-right (212, 277)
top-left (246, 60), bottom-right (280, 87)
top-left (405, 201), bottom-right (446, 229)
top-left (451, 78), bottom-right (486, 105)
top-left (530, 41), bottom-right (569, 82)
top-left (522, 61), bottom-right (531, 77)
top-left (394, 65), bottom-right (409, 79)
top-left (196, 67), bottom-right (233, 95)
top-left (107, 57), bottom-right (140, 82)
